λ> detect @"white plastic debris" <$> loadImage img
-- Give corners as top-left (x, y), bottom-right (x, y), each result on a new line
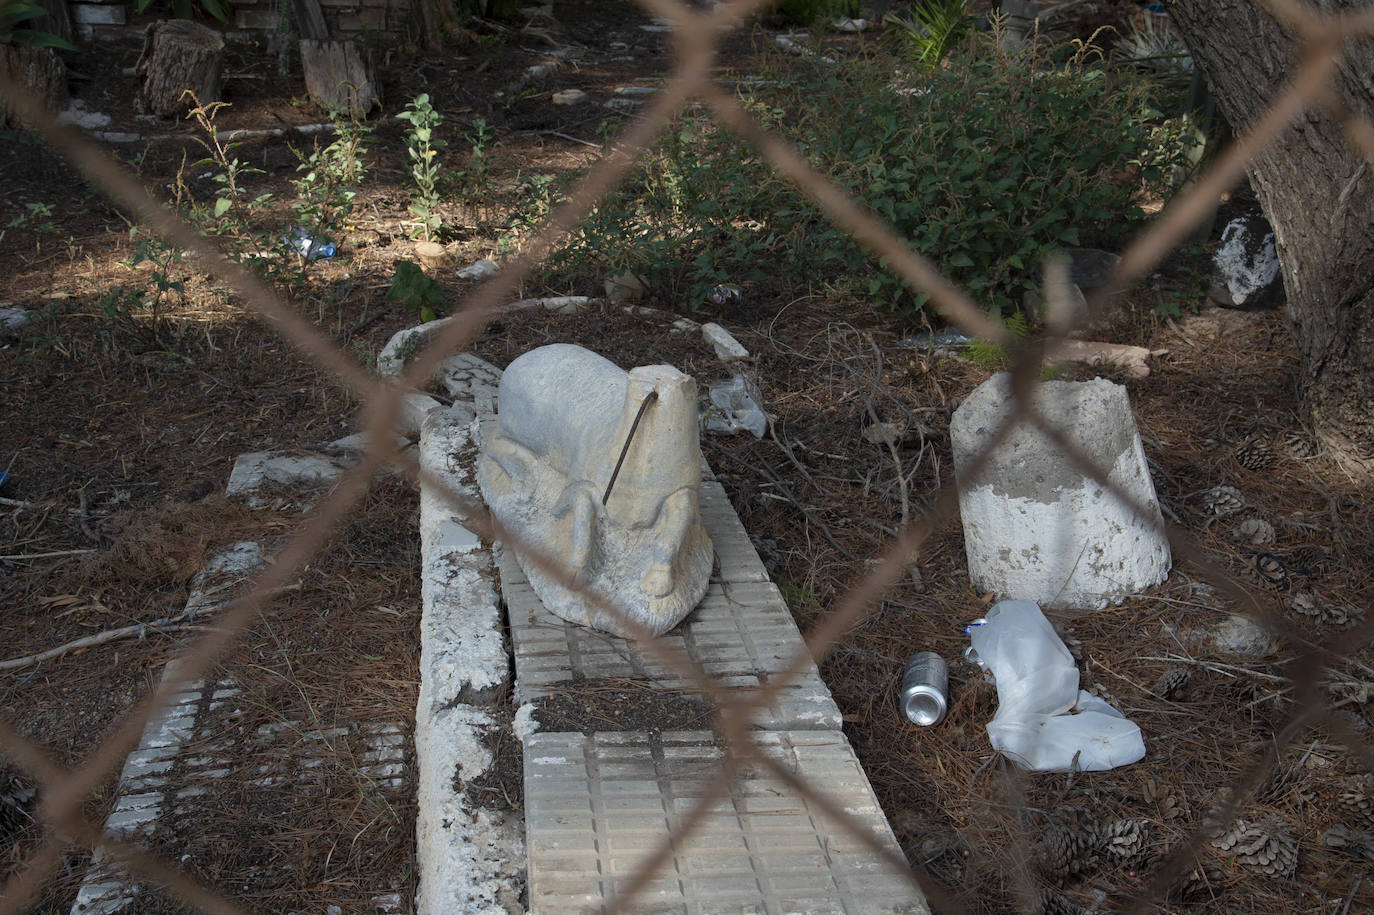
top-left (967, 600), bottom-right (1145, 772)
top-left (704, 375), bottom-right (767, 438)
top-left (456, 258), bottom-right (499, 280)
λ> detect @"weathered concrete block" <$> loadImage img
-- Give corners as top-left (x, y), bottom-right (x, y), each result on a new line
top-left (951, 373), bottom-right (1170, 610)
top-left (477, 344), bottom-right (713, 638)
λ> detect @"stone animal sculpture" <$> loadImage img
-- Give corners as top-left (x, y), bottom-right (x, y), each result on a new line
top-left (477, 344), bottom-right (713, 637)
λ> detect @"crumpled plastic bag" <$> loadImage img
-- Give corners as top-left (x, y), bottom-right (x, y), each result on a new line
top-left (704, 375), bottom-right (767, 438)
top-left (967, 599), bottom-right (1145, 772)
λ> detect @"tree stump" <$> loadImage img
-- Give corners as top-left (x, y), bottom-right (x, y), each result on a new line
top-left (0, 45), bottom-right (69, 128)
top-left (135, 20), bottom-right (224, 117)
top-left (300, 39), bottom-right (379, 119)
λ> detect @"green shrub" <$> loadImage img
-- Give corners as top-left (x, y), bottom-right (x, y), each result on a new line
top-left (544, 32), bottom-right (1195, 321)
top-left (778, 0), bottom-right (857, 27)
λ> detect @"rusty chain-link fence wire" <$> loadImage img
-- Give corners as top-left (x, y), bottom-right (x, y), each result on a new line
top-left (2, 0), bottom-right (1373, 910)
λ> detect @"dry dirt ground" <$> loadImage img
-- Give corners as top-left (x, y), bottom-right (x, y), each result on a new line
top-left (2, 2), bottom-right (1372, 913)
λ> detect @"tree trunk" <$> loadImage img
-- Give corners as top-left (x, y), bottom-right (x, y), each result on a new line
top-left (135, 20), bottom-right (225, 117)
top-left (0, 45), bottom-right (68, 128)
top-left (1169, 0), bottom-right (1374, 481)
top-left (300, 39), bottom-right (379, 119)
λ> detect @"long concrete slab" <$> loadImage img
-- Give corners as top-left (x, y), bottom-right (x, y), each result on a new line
top-left (524, 730), bottom-right (927, 914)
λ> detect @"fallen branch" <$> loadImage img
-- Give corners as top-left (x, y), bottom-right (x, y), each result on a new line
top-left (1044, 339), bottom-right (1166, 379)
top-left (0, 549), bottom-right (97, 560)
top-left (0, 599), bottom-right (236, 672)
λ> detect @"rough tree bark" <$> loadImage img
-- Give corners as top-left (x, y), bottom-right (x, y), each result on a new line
top-left (300, 39), bottom-right (379, 119)
top-left (135, 19), bottom-right (225, 117)
top-left (0, 45), bottom-right (68, 128)
top-left (1170, 0), bottom-right (1374, 482)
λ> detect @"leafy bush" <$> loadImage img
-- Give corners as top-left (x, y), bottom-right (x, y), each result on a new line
top-left (386, 260), bottom-right (445, 322)
top-left (544, 32), bottom-right (1195, 321)
top-left (778, 0), bottom-right (857, 27)
top-left (886, 0), bottom-right (973, 67)
top-left (1, 0), bottom-right (75, 48)
top-left (134, 0), bottom-right (230, 22)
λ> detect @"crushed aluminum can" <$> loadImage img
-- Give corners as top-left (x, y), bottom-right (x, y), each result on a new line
top-left (709, 284), bottom-right (742, 306)
top-left (900, 651), bottom-right (949, 726)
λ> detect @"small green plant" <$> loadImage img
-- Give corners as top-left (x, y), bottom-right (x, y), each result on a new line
top-left (1, 0), bottom-right (76, 48)
top-left (291, 110), bottom-right (371, 254)
top-left (179, 94), bottom-right (306, 289)
top-left (101, 225), bottom-right (187, 337)
top-left (461, 116), bottom-right (494, 196)
top-left (886, 0), bottom-right (972, 67)
top-left (386, 260), bottom-right (445, 322)
top-left (4, 201), bottom-right (60, 250)
top-left (778, 0), bottom-right (856, 26)
top-left (966, 311), bottom-right (1030, 371)
top-left (133, 0), bottom-right (230, 22)
top-left (397, 94), bottom-right (447, 241)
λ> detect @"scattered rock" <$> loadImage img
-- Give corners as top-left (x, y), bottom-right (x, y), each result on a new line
top-left (1063, 248), bottom-right (1122, 288)
top-left (670, 316), bottom-right (701, 334)
top-left (0, 307), bottom-right (33, 334)
top-left (506, 295), bottom-right (592, 314)
top-left (551, 88), bottom-right (587, 105)
top-left (613, 84), bottom-right (659, 96)
top-left (604, 270), bottom-right (646, 303)
top-left (833, 17), bottom-right (867, 31)
top-left (701, 322), bottom-right (749, 362)
top-left (456, 257), bottom-right (499, 281)
top-left (56, 98), bottom-right (112, 129)
top-left (1209, 212), bottom-right (1283, 310)
top-left (1207, 614), bottom-right (1276, 658)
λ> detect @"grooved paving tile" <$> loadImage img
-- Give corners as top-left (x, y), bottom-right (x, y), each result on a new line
top-left (504, 544), bottom-right (840, 731)
top-left (524, 730), bottom-right (928, 915)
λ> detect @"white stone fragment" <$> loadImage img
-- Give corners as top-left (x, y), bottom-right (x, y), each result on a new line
top-left (551, 89), bottom-right (587, 105)
top-left (378, 316), bottom-right (453, 378)
top-left (701, 321), bottom-right (750, 362)
top-left (0, 307), bottom-right (32, 332)
top-left (512, 702), bottom-right (539, 744)
top-left (478, 344), bottom-right (713, 637)
top-left (455, 258), bottom-right (499, 281)
top-left (225, 452), bottom-right (350, 507)
top-left (951, 373), bottom-right (1171, 610)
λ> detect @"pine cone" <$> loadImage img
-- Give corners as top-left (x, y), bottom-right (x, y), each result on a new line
top-left (1142, 775), bottom-right (1186, 820)
top-left (1323, 825), bottom-right (1374, 862)
top-left (1211, 819), bottom-right (1298, 878)
top-left (1202, 485), bottom-right (1245, 516)
top-left (1153, 667), bottom-right (1191, 701)
top-left (1234, 435), bottom-right (1277, 471)
top-left (1257, 761), bottom-right (1302, 803)
top-left (1281, 431), bottom-right (1319, 461)
top-left (1036, 888), bottom-right (1087, 915)
top-left (1233, 516), bottom-right (1276, 545)
top-left (1172, 860), bottom-right (1228, 901)
top-left (1098, 817), bottom-right (1150, 864)
top-left (1335, 776), bottom-right (1374, 827)
top-left (1290, 591), bottom-right (1364, 627)
top-left (1034, 814), bottom-right (1103, 882)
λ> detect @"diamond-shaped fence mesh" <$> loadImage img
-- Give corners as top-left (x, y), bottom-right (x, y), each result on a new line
top-left (1, 0), bottom-right (1371, 912)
